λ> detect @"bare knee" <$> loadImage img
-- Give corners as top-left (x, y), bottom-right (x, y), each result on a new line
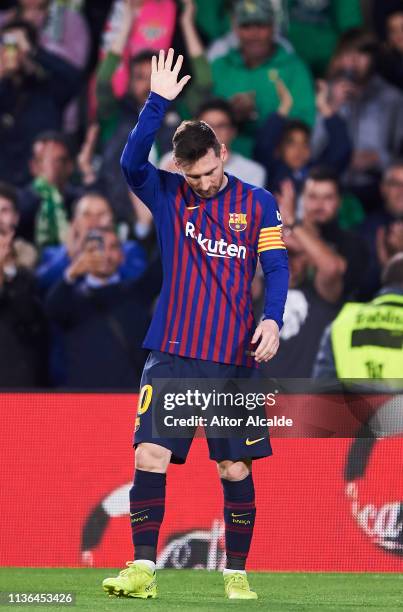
top-left (217, 459), bottom-right (251, 481)
top-left (135, 443), bottom-right (171, 473)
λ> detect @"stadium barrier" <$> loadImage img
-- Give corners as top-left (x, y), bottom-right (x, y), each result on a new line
top-left (1, 392), bottom-right (403, 570)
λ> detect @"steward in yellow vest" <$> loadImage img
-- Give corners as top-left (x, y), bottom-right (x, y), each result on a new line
top-left (313, 254), bottom-right (403, 380)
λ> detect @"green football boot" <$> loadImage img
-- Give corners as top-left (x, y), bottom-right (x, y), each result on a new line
top-left (102, 561), bottom-right (157, 599)
top-left (224, 572), bottom-right (258, 600)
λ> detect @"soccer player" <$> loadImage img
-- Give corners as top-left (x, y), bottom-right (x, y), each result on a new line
top-left (102, 49), bottom-right (289, 600)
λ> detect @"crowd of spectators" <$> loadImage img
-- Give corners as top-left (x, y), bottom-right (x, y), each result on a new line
top-left (0, 0), bottom-right (402, 389)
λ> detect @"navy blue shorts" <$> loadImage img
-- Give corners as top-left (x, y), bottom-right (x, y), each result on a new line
top-left (134, 351), bottom-right (272, 464)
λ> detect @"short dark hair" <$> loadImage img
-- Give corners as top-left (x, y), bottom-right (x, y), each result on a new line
top-left (0, 181), bottom-right (19, 212)
top-left (307, 166), bottom-right (340, 193)
top-left (386, 5), bottom-right (403, 22)
top-left (129, 49), bottom-right (155, 72)
top-left (173, 121), bottom-right (221, 164)
top-left (334, 28), bottom-right (378, 58)
top-left (1, 18), bottom-right (38, 49)
top-left (72, 192), bottom-right (113, 219)
top-left (32, 131), bottom-right (72, 157)
top-left (280, 119), bottom-right (311, 144)
top-left (383, 158), bottom-right (403, 179)
top-left (382, 253), bottom-right (403, 288)
top-left (197, 98), bottom-right (236, 127)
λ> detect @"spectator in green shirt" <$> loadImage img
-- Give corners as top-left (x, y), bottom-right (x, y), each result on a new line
top-left (287, 0), bottom-right (363, 77)
top-left (210, 0), bottom-right (315, 158)
top-left (198, 0), bottom-right (362, 79)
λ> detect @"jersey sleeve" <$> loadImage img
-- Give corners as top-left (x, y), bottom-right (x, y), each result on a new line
top-left (257, 191), bottom-right (289, 330)
top-left (120, 92), bottom-right (179, 217)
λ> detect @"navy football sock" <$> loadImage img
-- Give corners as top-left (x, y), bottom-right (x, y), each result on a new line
top-left (222, 473), bottom-right (256, 570)
top-left (130, 469), bottom-right (166, 563)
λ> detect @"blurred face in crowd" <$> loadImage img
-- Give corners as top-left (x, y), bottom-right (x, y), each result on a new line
top-left (198, 109), bottom-right (235, 150)
top-left (30, 140), bottom-right (73, 189)
top-left (86, 230), bottom-right (123, 279)
top-left (129, 59), bottom-right (152, 105)
top-left (302, 178), bottom-right (340, 225)
top-left (333, 49), bottom-right (373, 85)
top-left (18, 0), bottom-right (50, 28)
top-left (280, 129), bottom-right (311, 171)
top-left (387, 12), bottom-right (403, 53)
top-left (236, 23), bottom-right (274, 67)
top-left (74, 195), bottom-right (114, 235)
top-left (0, 196), bottom-right (19, 232)
top-left (176, 146), bottom-right (228, 199)
top-left (382, 165), bottom-right (403, 217)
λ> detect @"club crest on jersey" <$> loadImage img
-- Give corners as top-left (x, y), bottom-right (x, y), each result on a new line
top-left (229, 212), bottom-right (247, 232)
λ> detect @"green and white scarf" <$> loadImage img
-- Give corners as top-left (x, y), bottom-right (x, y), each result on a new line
top-left (34, 177), bottom-right (69, 248)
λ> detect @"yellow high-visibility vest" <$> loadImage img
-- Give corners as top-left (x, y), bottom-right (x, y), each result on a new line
top-left (331, 294), bottom-right (403, 379)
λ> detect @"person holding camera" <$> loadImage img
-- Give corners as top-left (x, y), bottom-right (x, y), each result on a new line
top-left (45, 225), bottom-right (150, 389)
top-left (36, 193), bottom-right (149, 294)
top-left (0, 17), bottom-right (81, 186)
top-left (312, 28), bottom-right (403, 211)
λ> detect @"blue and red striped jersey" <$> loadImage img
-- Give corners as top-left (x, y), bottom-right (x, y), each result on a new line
top-left (121, 93), bottom-right (289, 367)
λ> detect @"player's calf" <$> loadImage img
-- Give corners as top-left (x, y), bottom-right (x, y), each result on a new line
top-left (219, 462), bottom-right (258, 598)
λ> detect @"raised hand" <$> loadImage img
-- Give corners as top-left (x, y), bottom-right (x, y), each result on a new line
top-left (12, 28), bottom-right (32, 55)
top-left (230, 91), bottom-right (256, 123)
top-left (77, 124), bottom-right (99, 185)
top-left (273, 77), bottom-right (293, 117)
top-left (315, 79), bottom-right (333, 118)
top-left (329, 79), bottom-right (356, 111)
top-left (151, 48), bottom-right (191, 101)
top-left (66, 241), bottom-right (106, 282)
top-left (110, 0), bottom-right (143, 55)
top-left (386, 221), bottom-right (403, 255)
top-left (275, 179), bottom-right (296, 226)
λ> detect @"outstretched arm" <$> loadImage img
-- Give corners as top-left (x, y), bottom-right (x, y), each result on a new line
top-left (314, 81), bottom-right (352, 173)
top-left (120, 49), bottom-right (191, 213)
top-left (96, 0), bottom-right (140, 123)
top-left (178, 0), bottom-right (213, 116)
top-left (254, 78), bottom-right (293, 178)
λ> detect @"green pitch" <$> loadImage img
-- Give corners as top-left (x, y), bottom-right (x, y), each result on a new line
top-left (0, 569), bottom-right (402, 611)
